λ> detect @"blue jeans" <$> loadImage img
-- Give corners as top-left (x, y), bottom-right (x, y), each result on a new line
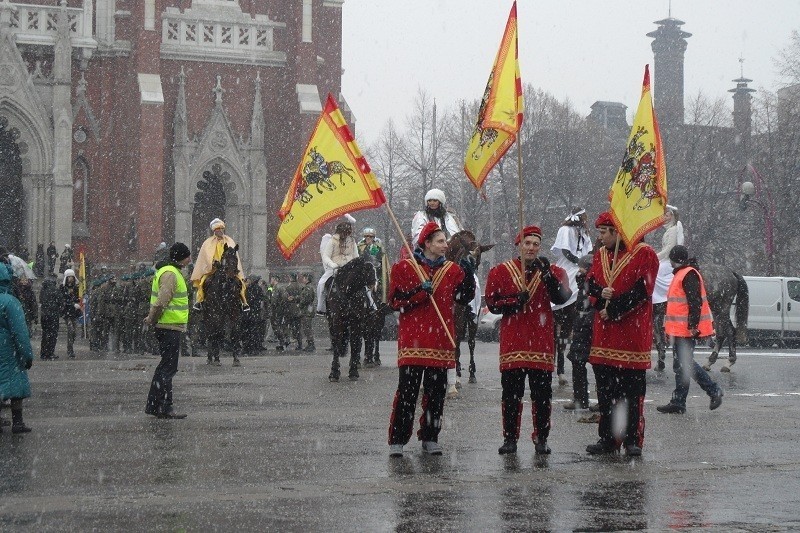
top-left (670, 336), bottom-right (720, 406)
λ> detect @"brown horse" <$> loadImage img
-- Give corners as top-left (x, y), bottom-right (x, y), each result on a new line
top-left (201, 244), bottom-right (242, 367)
top-left (446, 230), bottom-right (494, 388)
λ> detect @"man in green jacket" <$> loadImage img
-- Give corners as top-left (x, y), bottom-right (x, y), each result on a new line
top-left (144, 243), bottom-right (192, 419)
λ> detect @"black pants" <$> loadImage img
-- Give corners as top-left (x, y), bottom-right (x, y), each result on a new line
top-left (146, 329), bottom-right (181, 415)
top-left (553, 303), bottom-right (576, 375)
top-left (388, 366), bottom-right (447, 445)
top-left (571, 361), bottom-right (589, 407)
top-left (40, 316), bottom-right (59, 359)
top-left (593, 364), bottom-right (646, 448)
top-left (65, 317), bottom-right (77, 358)
top-left (500, 368), bottom-right (552, 443)
top-left (652, 302), bottom-right (667, 364)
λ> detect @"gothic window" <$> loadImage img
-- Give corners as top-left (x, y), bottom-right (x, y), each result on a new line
top-left (302, 0), bottom-right (313, 43)
top-left (192, 163), bottom-right (230, 254)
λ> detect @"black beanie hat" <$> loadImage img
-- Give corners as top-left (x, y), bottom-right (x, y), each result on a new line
top-left (669, 245), bottom-right (689, 265)
top-left (170, 242), bottom-right (191, 262)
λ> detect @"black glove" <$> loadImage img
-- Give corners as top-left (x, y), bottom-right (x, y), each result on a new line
top-left (25, 359), bottom-right (32, 370)
top-left (459, 256), bottom-right (476, 276)
top-left (534, 257), bottom-right (551, 273)
top-left (516, 291), bottom-right (530, 306)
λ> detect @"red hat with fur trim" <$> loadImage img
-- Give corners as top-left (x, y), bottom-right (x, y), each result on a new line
top-left (514, 225), bottom-right (542, 246)
top-left (417, 221), bottom-right (443, 246)
top-left (595, 211), bottom-right (615, 228)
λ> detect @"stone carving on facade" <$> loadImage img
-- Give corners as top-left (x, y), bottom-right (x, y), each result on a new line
top-left (173, 72), bottom-right (268, 275)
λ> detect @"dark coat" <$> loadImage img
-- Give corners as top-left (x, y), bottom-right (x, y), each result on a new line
top-left (39, 278), bottom-right (64, 320)
top-left (566, 272), bottom-right (594, 364)
top-left (62, 281), bottom-right (82, 319)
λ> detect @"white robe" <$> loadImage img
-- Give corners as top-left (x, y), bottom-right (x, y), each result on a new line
top-left (550, 225), bottom-right (593, 310)
top-left (654, 221), bottom-right (684, 304)
top-left (411, 210), bottom-right (464, 243)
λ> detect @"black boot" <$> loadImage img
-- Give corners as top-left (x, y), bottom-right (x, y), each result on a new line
top-left (11, 408), bottom-right (31, 434)
top-left (498, 439), bottom-right (517, 455)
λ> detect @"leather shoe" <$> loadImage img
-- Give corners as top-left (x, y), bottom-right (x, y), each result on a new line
top-left (625, 444), bottom-right (642, 457)
top-left (588, 403), bottom-right (601, 413)
top-left (656, 403), bottom-right (686, 414)
top-left (11, 424), bottom-right (32, 434)
top-left (586, 440), bottom-right (617, 455)
top-left (709, 390), bottom-right (724, 411)
top-left (534, 440), bottom-right (551, 455)
top-left (498, 439), bottom-right (517, 455)
top-left (157, 412), bottom-right (187, 419)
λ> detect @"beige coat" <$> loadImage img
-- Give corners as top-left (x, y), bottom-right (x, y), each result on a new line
top-left (190, 235), bottom-right (244, 283)
top-left (322, 235), bottom-right (357, 270)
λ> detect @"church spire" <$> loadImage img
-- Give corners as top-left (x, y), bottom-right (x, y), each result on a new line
top-left (647, 16), bottom-right (691, 126)
top-left (174, 66), bottom-right (189, 145)
top-left (250, 71), bottom-right (265, 150)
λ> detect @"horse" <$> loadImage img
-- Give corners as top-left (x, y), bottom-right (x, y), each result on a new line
top-left (325, 257), bottom-right (379, 382)
top-left (201, 244), bottom-right (243, 367)
top-left (700, 264), bottom-right (749, 372)
top-left (445, 230), bottom-right (494, 391)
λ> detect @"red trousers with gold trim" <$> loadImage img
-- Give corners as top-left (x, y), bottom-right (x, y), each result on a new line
top-left (501, 368), bottom-right (552, 443)
top-left (388, 365), bottom-right (447, 445)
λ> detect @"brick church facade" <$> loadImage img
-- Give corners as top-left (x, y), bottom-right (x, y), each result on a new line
top-left (0, 0), bottom-right (346, 276)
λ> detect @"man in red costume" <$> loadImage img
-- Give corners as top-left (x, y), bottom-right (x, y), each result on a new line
top-left (485, 226), bottom-right (572, 455)
top-left (585, 212), bottom-right (659, 457)
top-left (387, 222), bottom-right (475, 458)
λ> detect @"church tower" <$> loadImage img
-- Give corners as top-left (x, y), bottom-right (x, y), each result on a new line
top-left (729, 65), bottom-right (756, 162)
top-left (647, 17), bottom-right (691, 127)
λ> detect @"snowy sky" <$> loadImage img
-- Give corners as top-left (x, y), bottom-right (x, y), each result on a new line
top-left (341, 0), bottom-right (800, 143)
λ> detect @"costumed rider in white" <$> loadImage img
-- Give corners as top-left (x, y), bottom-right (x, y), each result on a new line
top-left (411, 188), bottom-right (479, 397)
top-left (316, 214), bottom-right (359, 315)
top-left (652, 205), bottom-right (684, 371)
top-left (550, 207), bottom-right (593, 387)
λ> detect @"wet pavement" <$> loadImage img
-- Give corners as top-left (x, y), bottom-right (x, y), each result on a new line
top-left (1, 335), bottom-right (799, 531)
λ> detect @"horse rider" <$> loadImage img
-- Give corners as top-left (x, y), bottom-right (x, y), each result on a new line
top-left (190, 218), bottom-right (249, 312)
top-left (358, 227), bottom-right (389, 301)
top-left (486, 225), bottom-right (572, 456)
top-left (411, 188), bottom-right (464, 243)
top-left (652, 205), bottom-right (685, 372)
top-left (316, 215), bottom-right (358, 315)
top-left (550, 207), bottom-right (594, 387)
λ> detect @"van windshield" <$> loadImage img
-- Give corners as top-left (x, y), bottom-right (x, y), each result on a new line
top-left (788, 281), bottom-right (800, 302)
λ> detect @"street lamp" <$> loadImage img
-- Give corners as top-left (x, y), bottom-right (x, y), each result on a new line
top-left (740, 180), bottom-right (775, 276)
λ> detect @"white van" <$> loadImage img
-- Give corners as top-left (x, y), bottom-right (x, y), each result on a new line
top-left (740, 276), bottom-right (800, 347)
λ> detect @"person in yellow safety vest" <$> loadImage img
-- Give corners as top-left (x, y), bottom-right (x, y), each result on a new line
top-left (190, 218), bottom-right (249, 312)
top-left (144, 242), bottom-right (192, 419)
top-left (656, 245), bottom-right (723, 415)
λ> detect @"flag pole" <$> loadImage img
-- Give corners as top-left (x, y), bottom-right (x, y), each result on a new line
top-left (383, 203), bottom-right (457, 349)
top-left (516, 138), bottom-right (525, 269)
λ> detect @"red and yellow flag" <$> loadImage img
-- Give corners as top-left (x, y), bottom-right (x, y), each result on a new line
top-left (464, 1), bottom-right (523, 189)
top-left (277, 94), bottom-right (385, 259)
top-left (609, 65), bottom-right (668, 247)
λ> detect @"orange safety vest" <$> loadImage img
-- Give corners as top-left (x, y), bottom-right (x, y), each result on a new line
top-left (664, 266), bottom-right (715, 338)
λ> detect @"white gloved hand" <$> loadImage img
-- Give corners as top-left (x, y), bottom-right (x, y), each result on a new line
top-left (74, 303), bottom-right (81, 310)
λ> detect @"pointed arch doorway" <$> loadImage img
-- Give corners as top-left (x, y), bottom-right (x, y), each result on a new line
top-left (0, 116), bottom-right (24, 252)
top-left (191, 163), bottom-right (230, 254)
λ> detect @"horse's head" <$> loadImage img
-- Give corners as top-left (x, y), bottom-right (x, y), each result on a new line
top-left (446, 230), bottom-right (495, 268)
top-left (218, 244), bottom-right (240, 277)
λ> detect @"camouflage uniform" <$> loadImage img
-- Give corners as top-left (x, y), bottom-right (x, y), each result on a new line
top-left (269, 281), bottom-right (289, 351)
top-left (121, 276), bottom-right (139, 353)
top-left (283, 276), bottom-right (303, 350)
top-left (298, 276), bottom-right (316, 352)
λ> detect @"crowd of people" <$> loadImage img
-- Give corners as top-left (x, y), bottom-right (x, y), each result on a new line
top-left (0, 194), bottom-right (725, 445)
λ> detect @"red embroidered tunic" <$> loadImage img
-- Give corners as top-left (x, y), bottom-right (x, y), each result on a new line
top-left (587, 242), bottom-right (659, 370)
top-left (389, 258), bottom-right (466, 368)
top-left (485, 259), bottom-right (570, 372)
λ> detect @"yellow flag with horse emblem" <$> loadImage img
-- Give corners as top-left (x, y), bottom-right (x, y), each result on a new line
top-left (609, 65), bottom-right (668, 248)
top-left (277, 94), bottom-right (386, 259)
top-left (464, 1), bottom-right (523, 190)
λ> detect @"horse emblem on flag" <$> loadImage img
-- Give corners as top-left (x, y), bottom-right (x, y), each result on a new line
top-left (295, 147), bottom-right (358, 206)
top-left (615, 126), bottom-right (659, 211)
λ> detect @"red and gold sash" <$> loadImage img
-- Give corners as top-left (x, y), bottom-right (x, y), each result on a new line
top-left (599, 242), bottom-right (647, 286)
top-left (501, 260), bottom-right (541, 300)
top-left (403, 259), bottom-right (455, 294)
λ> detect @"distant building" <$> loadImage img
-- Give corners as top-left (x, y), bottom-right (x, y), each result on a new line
top-left (0, 0), bottom-right (347, 275)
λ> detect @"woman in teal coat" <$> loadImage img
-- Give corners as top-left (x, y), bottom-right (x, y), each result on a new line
top-left (0, 263), bottom-right (33, 433)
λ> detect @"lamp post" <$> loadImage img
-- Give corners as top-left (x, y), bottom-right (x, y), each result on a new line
top-left (740, 180), bottom-right (775, 275)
